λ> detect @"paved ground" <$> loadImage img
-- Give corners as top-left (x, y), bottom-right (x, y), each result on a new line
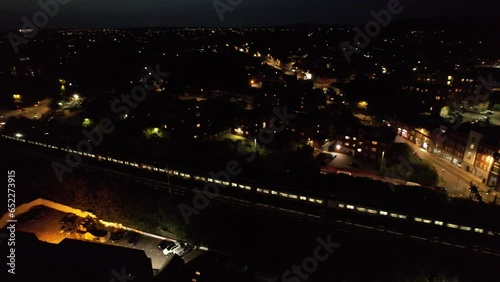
top-left (0, 98), bottom-right (51, 120)
top-left (13, 206), bottom-right (201, 271)
top-left (323, 151), bottom-right (379, 173)
top-left (461, 111), bottom-right (500, 126)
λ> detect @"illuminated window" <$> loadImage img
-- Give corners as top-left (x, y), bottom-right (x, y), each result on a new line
top-left (372, 141), bottom-right (378, 145)
top-left (371, 148), bottom-right (377, 152)
top-left (345, 136), bottom-right (350, 140)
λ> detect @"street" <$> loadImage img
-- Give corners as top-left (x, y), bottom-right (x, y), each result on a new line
top-left (395, 136), bottom-right (496, 202)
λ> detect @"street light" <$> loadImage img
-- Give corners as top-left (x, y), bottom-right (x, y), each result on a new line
top-left (380, 151), bottom-right (385, 173)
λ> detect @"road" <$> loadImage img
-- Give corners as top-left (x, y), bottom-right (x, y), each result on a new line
top-left (461, 111), bottom-right (500, 126)
top-left (395, 136), bottom-right (496, 202)
top-left (0, 98), bottom-right (52, 120)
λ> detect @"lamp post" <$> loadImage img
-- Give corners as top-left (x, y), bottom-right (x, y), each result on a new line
top-left (380, 151), bottom-right (385, 173)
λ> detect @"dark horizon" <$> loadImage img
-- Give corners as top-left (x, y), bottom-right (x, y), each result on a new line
top-left (0, 0), bottom-right (499, 29)
top-left (0, 14), bottom-right (499, 31)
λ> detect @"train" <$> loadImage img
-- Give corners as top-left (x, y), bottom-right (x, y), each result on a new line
top-left (2, 134), bottom-right (498, 237)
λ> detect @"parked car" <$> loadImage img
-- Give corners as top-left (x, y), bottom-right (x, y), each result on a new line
top-left (158, 240), bottom-right (176, 250)
top-left (163, 242), bottom-right (183, 255)
top-left (128, 232), bottom-right (140, 246)
top-left (59, 213), bottom-right (76, 224)
top-left (110, 229), bottom-right (127, 243)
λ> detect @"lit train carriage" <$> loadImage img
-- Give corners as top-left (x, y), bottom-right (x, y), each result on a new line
top-left (327, 199), bottom-right (408, 220)
top-left (253, 184), bottom-right (325, 206)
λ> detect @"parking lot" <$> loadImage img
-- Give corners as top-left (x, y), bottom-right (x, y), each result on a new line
top-left (11, 205), bottom-right (202, 271)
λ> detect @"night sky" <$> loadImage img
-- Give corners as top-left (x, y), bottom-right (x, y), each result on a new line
top-left (0, 0), bottom-right (498, 29)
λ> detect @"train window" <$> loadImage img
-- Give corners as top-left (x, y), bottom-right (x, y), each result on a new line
top-left (299, 196), bottom-right (307, 200)
top-left (379, 211), bottom-right (388, 215)
top-left (244, 186), bottom-right (251, 190)
top-left (423, 219), bottom-right (432, 224)
top-left (390, 213), bottom-right (398, 218)
top-left (271, 190), bottom-right (278, 195)
top-left (474, 228), bottom-right (483, 233)
top-left (289, 194), bottom-right (298, 199)
top-left (367, 209), bottom-right (377, 214)
top-left (279, 192), bottom-right (288, 197)
top-left (338, 204), bottom-right (345, 208)
top-left (434, 221), bottom-right (443, 226)
top-left (356, 207), bottom-right (367, 212)
top-left (398, 215), bottom-right (407, 219)
top-left (215, 180), bottom-right (222, 184)
top-left (446, 223), bottom-right (458, 229)
top-left (346, 205), bottom-right (354, 210)
top-left (308, 198), bottom-right (315, 203)
top-left (222, 181), bottom-right (229, 186)
top-left (263, 189), bottom-right (270, 194)
top-left (256, 188), bottom-right (263, 192)
top-left (231, 183), bottom-right (238, 187)
top-left (459, 226), bottom-right (471, 231)
top-left (315, 199), bottom-right (323, 204)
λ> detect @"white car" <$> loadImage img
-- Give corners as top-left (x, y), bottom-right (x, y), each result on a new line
top-left (163, 242), bottom-right (186, 255)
